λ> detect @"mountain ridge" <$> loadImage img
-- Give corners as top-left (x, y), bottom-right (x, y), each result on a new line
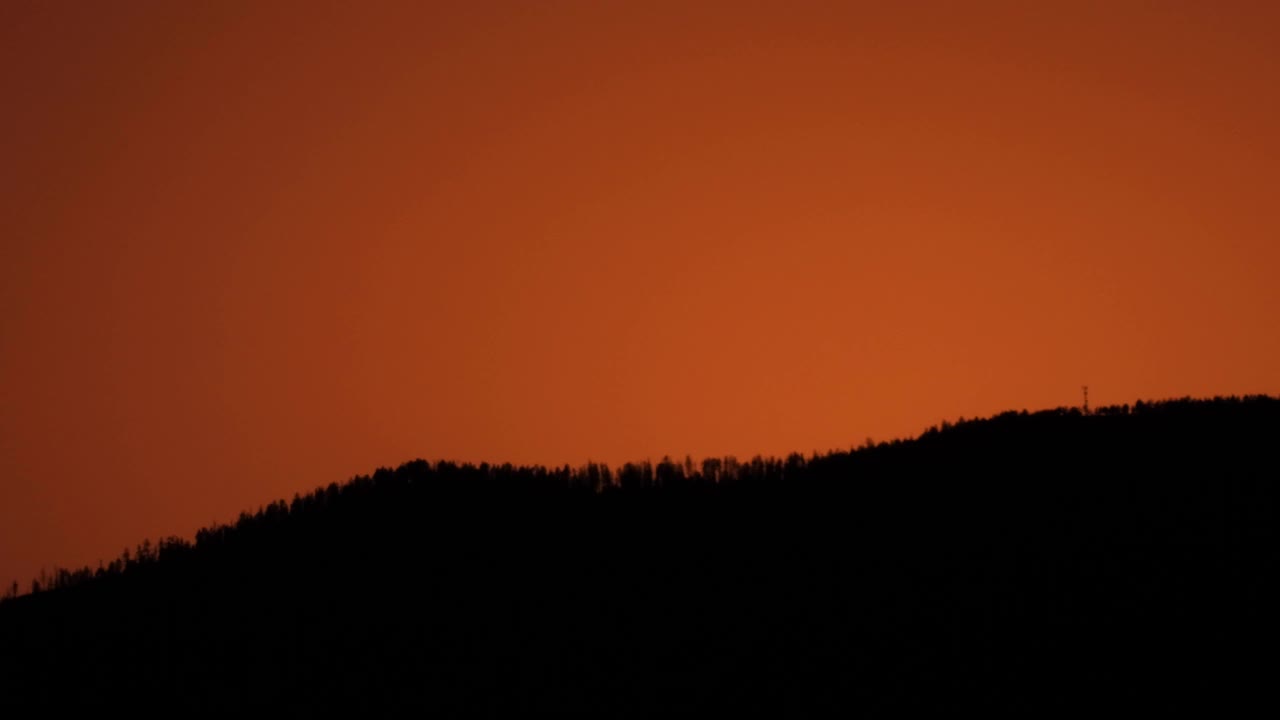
top-left (2, 394), bottom-right (1277, 712)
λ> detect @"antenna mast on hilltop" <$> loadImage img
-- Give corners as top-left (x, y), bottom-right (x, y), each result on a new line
top-left (1082, 385), bottom-right (1089, 415)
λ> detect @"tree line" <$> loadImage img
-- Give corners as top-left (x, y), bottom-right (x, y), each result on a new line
top-left (6, 393), bottom-right (1273, 602)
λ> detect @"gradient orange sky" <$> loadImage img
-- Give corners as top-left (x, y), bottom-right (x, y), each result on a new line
top-left (3, 1), bottom-right (1278, 589)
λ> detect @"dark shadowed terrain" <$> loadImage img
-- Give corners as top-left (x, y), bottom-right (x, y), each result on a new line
top-left (2, 396), bottom-right (1277, 713)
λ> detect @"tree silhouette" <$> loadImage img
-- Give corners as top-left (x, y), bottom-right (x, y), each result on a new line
top-left (1, 395), bottom-right (1277, 713)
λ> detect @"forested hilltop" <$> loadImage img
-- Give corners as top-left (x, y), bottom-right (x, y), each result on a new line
top-left (2, 395), bottom-right (1278, 713)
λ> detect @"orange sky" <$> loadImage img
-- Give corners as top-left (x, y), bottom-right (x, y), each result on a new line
top-left (2, 1), bottom-right (1278, 589)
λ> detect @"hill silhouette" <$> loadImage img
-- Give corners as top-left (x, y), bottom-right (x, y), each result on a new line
top-left (2, 395), bottom-right (1278, 713)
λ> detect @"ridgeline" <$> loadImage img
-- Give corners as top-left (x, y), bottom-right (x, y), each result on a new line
top-left (2, 396), bottom-right (1277, 712)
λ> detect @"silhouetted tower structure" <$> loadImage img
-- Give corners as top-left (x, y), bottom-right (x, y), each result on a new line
top-left (1082, 385), bottom-right (1089, 415)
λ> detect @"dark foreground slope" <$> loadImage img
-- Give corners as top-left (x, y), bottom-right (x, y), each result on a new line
top-left (2, 396), bottom-right (1278, 713)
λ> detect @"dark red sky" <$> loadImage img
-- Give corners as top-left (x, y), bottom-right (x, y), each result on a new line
top-left (3, 1), bottom-right (1278, 589)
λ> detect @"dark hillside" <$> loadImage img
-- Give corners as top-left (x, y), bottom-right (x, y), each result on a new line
top-left (2, 396), bottom-right (1278, 713)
